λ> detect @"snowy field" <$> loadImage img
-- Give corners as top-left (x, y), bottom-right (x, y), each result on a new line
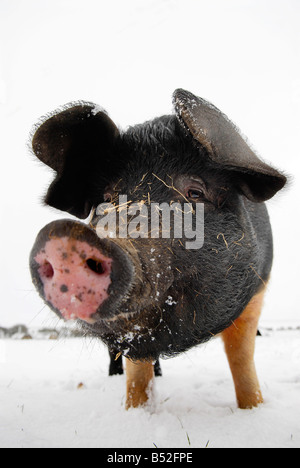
top-left (0, 329), bottom-right (299, 448)
top-left (1, 0), bottom-right (300, 450)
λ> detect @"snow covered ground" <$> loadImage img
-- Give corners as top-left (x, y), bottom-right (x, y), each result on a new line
top-left (0, 329), bottom-right (299, 448)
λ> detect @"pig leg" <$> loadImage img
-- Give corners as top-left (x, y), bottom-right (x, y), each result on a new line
top-left (125, 359), bottom-right (154, 409)
top-left (154, 359), bottom-right (162, 377)
top-left (108, 349), bottom-right (123, 376)
top-left (222, 286), bottom-right (266, 409)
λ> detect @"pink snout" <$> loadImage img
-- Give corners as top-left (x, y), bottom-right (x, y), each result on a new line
top-left (35, 237), bottom-right (112, 323)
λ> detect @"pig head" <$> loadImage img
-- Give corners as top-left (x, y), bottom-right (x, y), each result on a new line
top-left (29, 90), bottom-right (286, 409)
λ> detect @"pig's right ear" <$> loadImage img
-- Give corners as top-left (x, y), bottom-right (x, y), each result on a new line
top-left (173, 89), bottom-right (287, 202)
top-left (31, 102), bottom-right (120, 219)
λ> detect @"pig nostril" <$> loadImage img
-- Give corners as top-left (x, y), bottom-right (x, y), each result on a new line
top-left (86, 258), bottom-right (106, 275)
top-left (39, 261), bottom-right (54, 279)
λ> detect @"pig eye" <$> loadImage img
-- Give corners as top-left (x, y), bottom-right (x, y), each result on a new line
top-left (172, 175), bottom-right (207, 203)
top-left (186, 188), bottom-right (204, 201)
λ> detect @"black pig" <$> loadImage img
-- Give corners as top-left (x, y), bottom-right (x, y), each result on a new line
top-left (29, 90), bottom-right (286, 409)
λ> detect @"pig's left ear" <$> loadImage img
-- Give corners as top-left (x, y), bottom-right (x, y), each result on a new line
top-left (32, 102), bottom-right (120, 218)
top-left (173, 89), bottom-right (287, 202)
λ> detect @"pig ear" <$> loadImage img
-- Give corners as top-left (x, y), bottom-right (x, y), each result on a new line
top-left (173, 89), bottom-right (287, 202)
top-left (32, 102), bottom-right (120, 218)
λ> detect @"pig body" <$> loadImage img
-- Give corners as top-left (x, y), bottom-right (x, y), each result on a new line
top-left (29, 90), bottom-right (286, 408)
top-left (84, 118), bottom-right (274, 361)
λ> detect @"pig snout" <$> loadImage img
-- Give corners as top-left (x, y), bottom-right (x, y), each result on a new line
top-left (30, 220), bottom-right (134, 323)
top-left (35, 238), bottom-right (112, 323)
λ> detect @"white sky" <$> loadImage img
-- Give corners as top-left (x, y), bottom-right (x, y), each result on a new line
top-left (0, 0), bottom-right (299, 327)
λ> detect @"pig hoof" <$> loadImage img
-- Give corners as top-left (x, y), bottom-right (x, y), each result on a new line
top-left (237, 392), bottom-right (264, 409)
top-left (125, 392), bottom-right (150, 410)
